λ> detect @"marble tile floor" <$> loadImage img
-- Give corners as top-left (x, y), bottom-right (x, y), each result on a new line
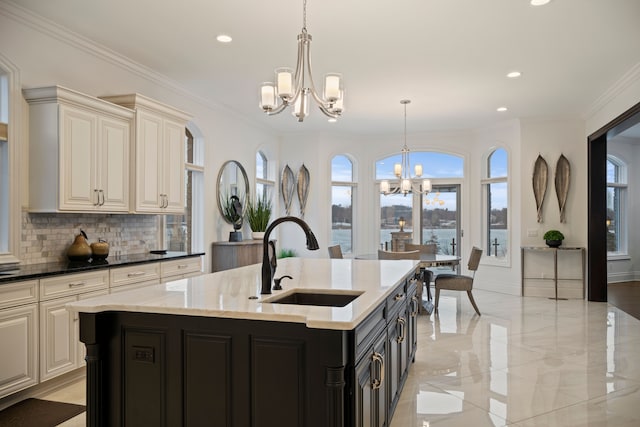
top-left (41, 288), bottom-right (640, 427)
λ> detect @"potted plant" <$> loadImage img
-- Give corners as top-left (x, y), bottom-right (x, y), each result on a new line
top-left (222, 194), bottom-right (244, 241)
top-left (246, 195), bottom-right (272, 239)
top-left (543, 230), bottom-right (564, 248)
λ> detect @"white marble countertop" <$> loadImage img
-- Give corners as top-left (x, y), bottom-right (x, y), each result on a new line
top-left (66, 257), bottom-right (419, 330)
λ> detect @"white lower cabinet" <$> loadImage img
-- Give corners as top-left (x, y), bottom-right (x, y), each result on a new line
top-left (110, 262), bottom-right (160, 293)
top-left (160, 256), bottom-right (202, 281)
top-left (39, 271), bottom-right (108, 381)
top-left (0, 302), bottom-right (39, 399)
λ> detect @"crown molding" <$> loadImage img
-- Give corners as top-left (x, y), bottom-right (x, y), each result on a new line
top-left (0, 1), bottom-right (275, 133)
top-left (583, 61), bottom-right (640, 121)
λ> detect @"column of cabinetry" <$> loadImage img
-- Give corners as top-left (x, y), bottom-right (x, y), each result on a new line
top-left (39, 270), bottom-right (109, 381)
top-left (24, 86), bottom-right (134, 213)
top-left (0, 280), bottom-right (39, 399)
top-left (100, 94), bottom-right (191, 214)
top-left (353, 275), bottom-right (418, 427)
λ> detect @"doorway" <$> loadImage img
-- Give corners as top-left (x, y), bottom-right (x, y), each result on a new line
top-left (420, 185), bottom-right (461, 256)
top-left (587, 101), bottom-right (640, 302)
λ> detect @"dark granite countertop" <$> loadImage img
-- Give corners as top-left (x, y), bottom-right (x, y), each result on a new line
top-left (0, 251), bottom-right (205, 284)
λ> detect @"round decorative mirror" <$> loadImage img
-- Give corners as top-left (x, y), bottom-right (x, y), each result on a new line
top-left (217, 160), bottom-right (250, 225)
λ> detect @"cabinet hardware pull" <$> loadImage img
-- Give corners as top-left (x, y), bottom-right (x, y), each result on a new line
top-left (394, 293), bottom-right (405, 301)
top-left (371, 352), bottom-right (384, 389)
top-left (99, 189), bottom-right (105, 206)
top-left (397, 317), bottom-right (406, 343)
top-left (411, 296), bottom-right (419, 317)
top-left (93, 189), bottom-right (99, 206)
top-left (127, 271), bottom-right (146, 277)
top-left (68, 282), bottom-right (85, 288)
top-left (177, 264), bottom-right (188, 269)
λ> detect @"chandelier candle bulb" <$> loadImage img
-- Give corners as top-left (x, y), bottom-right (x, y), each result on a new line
top-left (394, 163), bottom-right (402, 177)
top-left (260, 83), bottom-right (277, 110)
top-left (414, 164), bottom-right (423, 177)
top-left (380, 180), bottom-right (390, 193)
top-left (402, 178), bottom-right (411, 193)
top-left (324, 73), bottom-right (342, 101)
top-left (422, 179), bottom-right (432, 192)
top-left (276, 68), bottom-right (294, 98)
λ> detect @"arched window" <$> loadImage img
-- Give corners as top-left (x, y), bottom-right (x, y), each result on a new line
top-left (376, 151), bottom-right (463, 253)
top-left (331, 155), bottom-right (356, 253)
top-left (607, 156), bottom-right (627, 255)
top-left (482, 148), bottom-right (508, 260)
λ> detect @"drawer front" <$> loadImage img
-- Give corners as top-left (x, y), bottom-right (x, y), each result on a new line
top-left (40, 270), bottom-right (109, 300)
top-left (386, 279), bottom-right (408, 317)
top-left (160, 257), bottom-right (202, 279)
top-left (0, 280), bottom-right (38, 309)
top-left (354, 303), bottom-right (386, 363)
top-left (110, 279), bottom-right (159, 293)
top-left (110, 263), bottom-right (160, 288)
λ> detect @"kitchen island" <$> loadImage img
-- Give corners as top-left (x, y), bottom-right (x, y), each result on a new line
top-left (67, 257), bottom-right (420, 427)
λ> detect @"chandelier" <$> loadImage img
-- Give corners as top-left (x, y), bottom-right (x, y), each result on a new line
top-left (259, 0), bottom-right (344, 122)
top-left (380, 100), bottom-right (432, 196)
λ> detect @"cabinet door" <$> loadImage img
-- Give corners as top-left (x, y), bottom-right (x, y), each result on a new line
top-left (162, 118), bottom-right (185, 213)
top-left (135, 111), bottom-right (164, 212)
top-left (59, 104), bottom-right (98, 210)
top-left (40, 295), bottom-right (77, 381)
top-left (98, 115), bottom-right (130, 211)
top-left (354, 331), bottom-right (388, 427)
top-left (0, 304), bottom-right (38, 398)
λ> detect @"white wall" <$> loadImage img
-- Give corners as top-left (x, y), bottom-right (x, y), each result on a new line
top-left (0, 9), bottom-right (280, 272)
top-left (3, 4), bottom-right (638, 296)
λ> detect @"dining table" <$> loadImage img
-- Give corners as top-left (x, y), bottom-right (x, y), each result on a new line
top-left (354, 253), bottom-right (461, 314)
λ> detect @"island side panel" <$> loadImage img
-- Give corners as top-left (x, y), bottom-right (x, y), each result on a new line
top-left (80, 311), bottom-right (351, 427)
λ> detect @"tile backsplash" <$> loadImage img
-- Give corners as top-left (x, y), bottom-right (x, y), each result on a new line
top-left (21, 212), bottom-right (160, 265)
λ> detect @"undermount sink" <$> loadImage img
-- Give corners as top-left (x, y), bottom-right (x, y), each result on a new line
top-left (264, 290), bottom-right (363, 307)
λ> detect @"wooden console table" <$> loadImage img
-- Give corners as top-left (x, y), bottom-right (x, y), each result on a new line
top-left (211, 240), bottom-right (264, 272)
top-left (521, 246), bottom-right (585, 299)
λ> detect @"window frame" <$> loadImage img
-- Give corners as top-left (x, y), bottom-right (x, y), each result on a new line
top-left (256, 150), bottom-right (275, 205)
top-left (606, 155), bottom-right (628, 258)
top-left (481, 147), bottom-right (510, 267)
top-left (330, 154), bottom-right (357, 254)
top-left (0, 55), bottom-right (21, 266)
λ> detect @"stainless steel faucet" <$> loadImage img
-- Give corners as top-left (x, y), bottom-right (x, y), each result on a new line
top-left (261, 216), bottom-right (319, 294)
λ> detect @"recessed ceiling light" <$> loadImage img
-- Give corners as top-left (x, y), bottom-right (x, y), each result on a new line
top-left (507, 71), bottom-right (522, 78)
top-left (497, 107), bottom-right (508, 112)
top-left (328, 118), bottom-right (337, 123)
top-left (530, 0), bottom-right (551, 6)
top-left (216, 34), bottom-right (232, 43)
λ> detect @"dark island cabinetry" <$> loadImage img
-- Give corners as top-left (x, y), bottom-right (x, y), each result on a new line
top-left (80, 277), bottom-right (418, 426)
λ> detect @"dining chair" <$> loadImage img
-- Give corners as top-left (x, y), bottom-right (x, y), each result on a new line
top-left (404, 243), bottom-right (437, 255)
top-left (434, 247), bottom-right (483, 315)
top-left (404, 243), bottom-right (436, 305)
top-left (377, 249), bottom-right (420, 260)
top-left (327, 244), bottom-right (344, 259)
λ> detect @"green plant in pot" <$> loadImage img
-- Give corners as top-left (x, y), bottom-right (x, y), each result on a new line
top-left (246, 195), bottom-right (272, 239)
top-left (543, 230), bottom-right (564, 248)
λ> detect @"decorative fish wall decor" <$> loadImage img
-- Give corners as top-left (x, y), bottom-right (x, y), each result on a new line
top-left (532, 154), bottom-right (549, 223)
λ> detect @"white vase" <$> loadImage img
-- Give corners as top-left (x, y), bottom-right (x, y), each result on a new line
top-left (252, 231), bottom-right (265, 240)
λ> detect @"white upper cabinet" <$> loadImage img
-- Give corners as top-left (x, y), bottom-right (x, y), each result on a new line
top-left (100, 94), bottom-right (191, 214)
top-left (24, 86), bottom-right (134, 213)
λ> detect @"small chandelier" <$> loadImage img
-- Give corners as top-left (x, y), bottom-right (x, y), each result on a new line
top-left (380, 100), bottom-right (432, 196)
top-left (259, 0), bottom-right (344, 122)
